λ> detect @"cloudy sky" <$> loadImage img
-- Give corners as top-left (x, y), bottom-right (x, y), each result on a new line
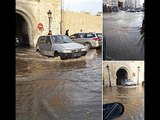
top-left (63, 0), bottom-right (102, 15)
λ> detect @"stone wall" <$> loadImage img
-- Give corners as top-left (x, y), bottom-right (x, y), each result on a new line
top-left (16, 0), bottom-right (61, 47)
top-left (62, 10), bottom-right (102, 35)
top-left (16, 0), bottom-right (102, 47)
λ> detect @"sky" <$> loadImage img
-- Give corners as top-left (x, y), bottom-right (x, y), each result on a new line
top-left (63, 0), bottom-right (102, 15)
top-left (140, 0), bottom-right (144, 5)
top-left (63, 0), bottom-right (144, 15)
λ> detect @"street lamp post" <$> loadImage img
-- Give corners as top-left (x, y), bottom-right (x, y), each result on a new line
top-left (137, 66), bottom-right (140, 85)
top-left (47, 10), bottom-right (52, 32)
top-left (106, 65), bottom-right (111, 87)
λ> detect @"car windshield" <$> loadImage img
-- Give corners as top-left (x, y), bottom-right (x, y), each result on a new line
top-left (125, 79), bottom-right (133, 82)
top-left (96, 33), bottom-right (102, 38)
top-left (51, 35), bottom-right (73, 43)
top-left (125, 79), bottom-right (130, 82)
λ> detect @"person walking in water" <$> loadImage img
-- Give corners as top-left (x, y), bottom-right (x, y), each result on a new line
top-left (65, 29), bottom-right (69, 36)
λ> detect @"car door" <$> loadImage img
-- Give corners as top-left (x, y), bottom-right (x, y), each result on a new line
top-left (38, 36), bottom-right (46, 55)
top-left (43, 36), bottom-right (53, 56)
top-left (70, 34), bottom-right (79, 43)
top-left (72, 33), bottom-right (87, 45)
top-left (77, 33), bottom-right (88, 45)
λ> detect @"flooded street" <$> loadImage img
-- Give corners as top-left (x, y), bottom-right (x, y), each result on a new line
top-left (103, 86), bottom-right (144, 120)
top-left (103, 11), bottom-right (144, 60)
top-left (16, 47), bottom-right (102, 120)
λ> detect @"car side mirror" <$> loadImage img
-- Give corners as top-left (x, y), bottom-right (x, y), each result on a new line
top-left (103, 102), bottom-right (124, 120)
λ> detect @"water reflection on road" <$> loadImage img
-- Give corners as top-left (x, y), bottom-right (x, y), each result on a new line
top-left (103, 85), bottom-right (144, 120)
top-left (16, 47), bottom-right (102, 120)
top-left (103, 11), bottom-right (144, 60)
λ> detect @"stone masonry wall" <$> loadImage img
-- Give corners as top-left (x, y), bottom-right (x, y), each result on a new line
top-left (16, 0), bottom-right (61, 47)
top-left (62, 10), bottom-right (102, 35)
top-left (16, 0), bottom-right (102, 47)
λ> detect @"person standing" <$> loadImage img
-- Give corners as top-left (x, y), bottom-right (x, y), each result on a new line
top-left (48, 30), bottom-right (52, 35)
top-left (65, 29), bottom-right (69, 36)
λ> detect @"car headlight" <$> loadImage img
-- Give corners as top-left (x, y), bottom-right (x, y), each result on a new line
top-left (81, 48), bottom-right (87, 51)
top-left (62, 50), bottom-right (72, 53)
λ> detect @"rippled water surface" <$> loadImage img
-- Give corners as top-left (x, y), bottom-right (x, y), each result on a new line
top-left (103, 11), bottom-right (144, 60)
top-left (16, 47), bottom-right (102, 120)
top-left (103, 85), bottom-right (144, 120)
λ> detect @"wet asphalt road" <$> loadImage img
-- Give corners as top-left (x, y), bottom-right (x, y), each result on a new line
top-left (103, 11), bottom-right (144, 60)
top-left (16, 47), bottom-right (102, 120)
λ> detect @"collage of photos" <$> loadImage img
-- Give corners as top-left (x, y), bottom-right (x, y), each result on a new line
top-left (103, 0), bottom-right (144, 119)
top-left (15, 0), bottom-right (144, 120)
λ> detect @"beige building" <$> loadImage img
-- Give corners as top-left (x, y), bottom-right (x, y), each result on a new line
top-left (103, 61), bottom-right (144, 87)
top-left (16, 0), bottom-right (102, 47)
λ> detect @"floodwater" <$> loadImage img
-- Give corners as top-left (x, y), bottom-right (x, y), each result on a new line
top-left (103, 85), bottom-right (144, 120)
top-left (16, 47), bottom-right (102, 120)
top-left (103, 11), bottom-right (144, 60)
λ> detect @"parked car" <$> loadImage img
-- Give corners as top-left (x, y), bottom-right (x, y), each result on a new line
top-left (127, 8), bottom-right (136, 12)
top-left (15, 38), bottom-right (19, 47)
top-left (112, 6), bottom-right (119, 12)
top-left (120, 79), bottom-right (137, 86)
top-left (130, 8), bottom-right (136, 12)
top-left (36, 35), bottom-right (87, 60)
top-left (136, 8), bottom-right (142, 12)
top-left (126, 9), bottom-right (131, 12)
top-left (69, 32), bottom-right (102, 50)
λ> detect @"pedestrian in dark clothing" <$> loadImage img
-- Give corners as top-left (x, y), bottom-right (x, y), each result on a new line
top-left (48, 30), bottom-right (52, 35)
top-left (65, 29), bottom-right (69, 36)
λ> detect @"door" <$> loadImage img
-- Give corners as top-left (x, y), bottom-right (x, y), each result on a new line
top-left (43, 36), bottom-right (53, 56)
top-left (38, 36), bottom-right (46, 55)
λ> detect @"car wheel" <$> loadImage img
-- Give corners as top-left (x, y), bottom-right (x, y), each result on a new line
top-left (60, 56), bottom-right (66, 60)
top-left (36, 46), bottom-right (40, 53)
top-left (60, 55), bottom-right (66, 60)
top-left (54, 51), bottom-right (59, 57)
top-left (84, 43), bottom-right (91, 50)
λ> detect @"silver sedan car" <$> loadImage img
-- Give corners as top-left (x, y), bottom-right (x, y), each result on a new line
top-left (36, 35), bottom-right (87, 60)
top-left (121, 79), bottom-right (137, 86)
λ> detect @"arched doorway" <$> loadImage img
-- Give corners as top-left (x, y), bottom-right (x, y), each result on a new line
top-left (116, 68), bottom-right (128, 85)
top-left (16, 13), bottom-right (30, 47)
top-left (16, 6), bottom-right (36, 47)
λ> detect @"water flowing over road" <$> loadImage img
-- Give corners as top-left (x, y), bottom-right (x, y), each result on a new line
top-left (103, 11), bottom-right (144, 60)
top-left (103, 85), bottom-right (144, 120)
top-left (16, 47), bottom-right (102, 120)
